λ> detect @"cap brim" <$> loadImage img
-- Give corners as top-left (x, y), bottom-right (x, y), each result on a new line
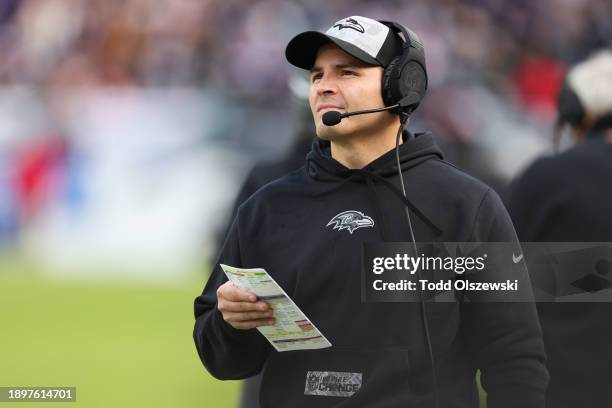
top-left (285, 31), bottom-right (380, 70)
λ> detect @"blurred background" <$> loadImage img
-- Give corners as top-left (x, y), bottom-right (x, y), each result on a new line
top-left (0, 0), bottom-right (610, 407)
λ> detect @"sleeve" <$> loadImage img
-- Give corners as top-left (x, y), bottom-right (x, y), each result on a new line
top-left (465, 189), bottom-right (549, 408)
top-left (193, 213), bottom-right (271, 380)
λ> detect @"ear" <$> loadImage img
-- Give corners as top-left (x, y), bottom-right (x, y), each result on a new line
top-left (574, 113), bottom-right (595, 142)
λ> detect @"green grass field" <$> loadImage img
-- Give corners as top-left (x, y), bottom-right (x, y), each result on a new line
top-left (0, 259), bottom-right (487, 408)
top-left (0, 263), bottom-right (241, 408)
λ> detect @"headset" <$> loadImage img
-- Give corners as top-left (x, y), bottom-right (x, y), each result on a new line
top-left (382, 20), bottom-right (440, 408)
top-left (380, 20), bottom-right (429, 114)
top-left (321, 20), bottom-right (428, 124)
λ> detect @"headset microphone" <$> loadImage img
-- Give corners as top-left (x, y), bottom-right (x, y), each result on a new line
top-left (322, 105), bottom-right (398, 126)
top-left (322, 94), bottom-right (422, 127)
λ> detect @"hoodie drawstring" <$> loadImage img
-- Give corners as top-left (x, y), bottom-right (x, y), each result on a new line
top-left (354, 169), bottom-right (442, 236)
top-left (309, 163), bottom-right (442, 238)
top-left (365, 176), bottom-right (390, 241)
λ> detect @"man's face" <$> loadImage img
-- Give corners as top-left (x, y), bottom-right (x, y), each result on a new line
top-left (308, 43), bottom-right (394, 140)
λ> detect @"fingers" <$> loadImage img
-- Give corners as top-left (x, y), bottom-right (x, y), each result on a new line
top-left (217, 282), bottom-right (270, 313)
top-left (228, 317), bottom-right (276, 330)
top-left (218, 303), bottom-right (276, 329)
top-left (219, 299), bottom-right (270, 313)
top-left (217, 282), bottom-right (258, 302)
top-left (222, 309), bottom-right (274, 322)
top-left (216, 281), bottom-right (275, 329)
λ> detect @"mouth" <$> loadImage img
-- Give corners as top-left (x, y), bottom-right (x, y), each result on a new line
top-left (317, 105), bottom-right (345, 114)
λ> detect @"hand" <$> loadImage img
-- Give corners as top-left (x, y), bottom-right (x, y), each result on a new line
top-left (217, 281), bottom-right (276, 330)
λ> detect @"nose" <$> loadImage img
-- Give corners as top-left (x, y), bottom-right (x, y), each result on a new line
top-left (314, 73), bottom-right (339, 96)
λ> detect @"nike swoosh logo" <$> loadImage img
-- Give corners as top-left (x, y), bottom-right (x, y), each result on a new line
top-left (512, 253), bottom-right (524, 263)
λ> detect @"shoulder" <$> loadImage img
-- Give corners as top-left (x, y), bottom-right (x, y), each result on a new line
top-left (430, 160), bottom-right (508, 217)
top-left (415, 158), bottom-right (492, 202)
top-left (518, 153), bottom-right (562, 180)
top-left (235, 166), bottom-right (308, 219)
top-left (509, 151), bottom-right (573, 203)
top-left (514, 141), bottom-right (606, 184)
top-left (403, 158), bottom-right (508, 240)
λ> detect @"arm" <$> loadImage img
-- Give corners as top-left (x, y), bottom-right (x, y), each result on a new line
top-left (465, 189), bottom-right (549, 408)
top-left (193, 216), bottom-right (272, 380)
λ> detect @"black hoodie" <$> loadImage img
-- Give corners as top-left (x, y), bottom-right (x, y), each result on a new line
top-left (194, 132), bottom-right (548, 408)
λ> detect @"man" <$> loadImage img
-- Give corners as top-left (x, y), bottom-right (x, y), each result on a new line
top-left (194, 16), bottom-right (548, 407)
top-left (508, 49), bottom-right (612, 408)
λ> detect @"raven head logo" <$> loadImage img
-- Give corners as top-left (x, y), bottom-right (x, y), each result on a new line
top-left (332, 18), bottom-right (365, 33)
top-left (326, 210), bottom-right (374, 234)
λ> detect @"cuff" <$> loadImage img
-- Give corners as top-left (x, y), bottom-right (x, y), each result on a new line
top-left (213, 305), bottom-right (257, 342)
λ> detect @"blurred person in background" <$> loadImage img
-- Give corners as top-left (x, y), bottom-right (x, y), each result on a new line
top-left (508, 49), bottom-right (612, 408)
top-left (216, 74), bottom-right (315, 246)
top-left (194, 16), bottom-right (548, 408)
top-left (213, 73), bottom-right (315, 408)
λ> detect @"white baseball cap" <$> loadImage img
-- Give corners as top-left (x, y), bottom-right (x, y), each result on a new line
top-left (285, 16), bottom-right (402, 70)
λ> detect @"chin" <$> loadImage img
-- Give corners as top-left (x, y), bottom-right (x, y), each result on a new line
top-left (316, 124), bottom-right (344, 141)
top-left (315, 119), bottom-right (354, 141)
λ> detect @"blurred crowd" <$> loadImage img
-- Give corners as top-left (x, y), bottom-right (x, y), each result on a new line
top-left (0, 0), bottom-right (611, 276)
top-left (2, 0), bottom-right (610, 91)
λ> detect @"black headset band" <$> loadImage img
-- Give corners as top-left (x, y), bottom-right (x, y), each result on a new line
top-left (378, 20), bottom-right (428, 112)
top-left (379, 20), bottom-right (422, 51)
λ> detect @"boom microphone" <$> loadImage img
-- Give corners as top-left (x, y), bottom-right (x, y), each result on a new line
top-left (322, 104), bottom-right (399, 126)
top-left (321, 93), bottom-right (422, 126)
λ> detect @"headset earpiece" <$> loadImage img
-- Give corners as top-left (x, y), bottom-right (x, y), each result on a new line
top-left (379, 21), bottom-right (428, 114)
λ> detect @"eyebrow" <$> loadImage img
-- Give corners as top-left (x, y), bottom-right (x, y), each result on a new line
top-left (310, 63), bottom-right (361, 74)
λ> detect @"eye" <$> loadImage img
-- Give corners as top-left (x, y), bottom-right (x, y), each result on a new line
top-left (341, 70), bottom-right (356, 76)
top-left (310, 73), bottom-right (322, 83)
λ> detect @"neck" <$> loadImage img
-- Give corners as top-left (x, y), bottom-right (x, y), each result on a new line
top-left (330, 121), bottom-right (403, 169)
